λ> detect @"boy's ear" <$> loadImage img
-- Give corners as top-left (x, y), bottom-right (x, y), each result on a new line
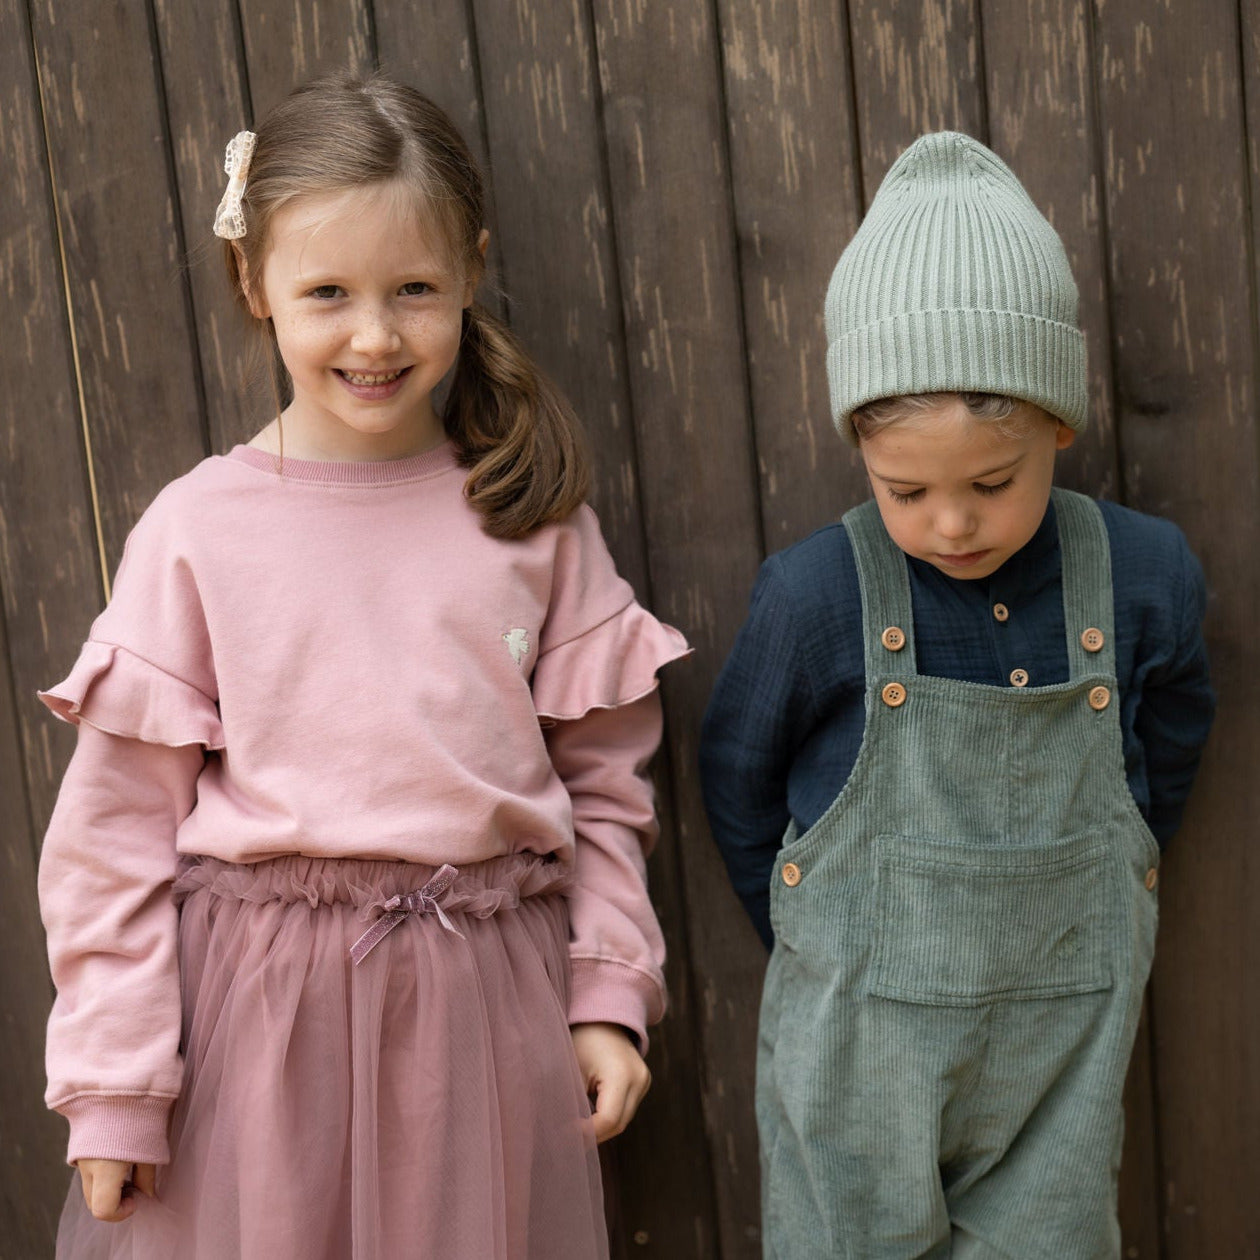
top-left (1055, 421), bottom-right (1076, 450)
top-left (235, 246), bottom-right (269, 319)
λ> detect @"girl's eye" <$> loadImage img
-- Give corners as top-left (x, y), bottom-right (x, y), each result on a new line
top-left (400, 282), bottom-right (431, 297)
top-left (309, 285), bottom-right (342, 300)
top-left (886, 487), bottom-right (924, 504)
top-left (974, 478), bottom-right (1014, 497)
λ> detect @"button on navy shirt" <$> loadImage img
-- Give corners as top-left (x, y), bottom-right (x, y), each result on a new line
top-left (699, 498), bottom-right (1215, 949)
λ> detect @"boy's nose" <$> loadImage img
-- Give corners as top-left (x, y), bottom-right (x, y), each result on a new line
top-left (935, 505), bottom-right (977, 540)
top-left (350, 308), bottom-right (402, 357)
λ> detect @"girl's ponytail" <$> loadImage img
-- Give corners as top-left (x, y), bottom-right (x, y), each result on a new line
top-left (445, 303), bottom-right (590, 540)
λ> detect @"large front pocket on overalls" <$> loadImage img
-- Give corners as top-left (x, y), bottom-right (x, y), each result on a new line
top-left (867, 832), bottom-right (1115, 1005)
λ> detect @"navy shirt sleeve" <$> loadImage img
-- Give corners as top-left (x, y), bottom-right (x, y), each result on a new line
top-left (699, 557), bottom-right (811, 948)
top-left (1128, 522), bottom-right (1215, 843)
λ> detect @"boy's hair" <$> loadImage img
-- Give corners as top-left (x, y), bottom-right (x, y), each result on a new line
top-left (850, 392), bottom-right (1046, 441)
top-left (825, 132), bottom-right (1086, 444)
top-left (222, 73), bottom-right (588, 539)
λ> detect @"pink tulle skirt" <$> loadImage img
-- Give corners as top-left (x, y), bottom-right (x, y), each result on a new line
top-left (56, 853), bottom-right (608, 1260)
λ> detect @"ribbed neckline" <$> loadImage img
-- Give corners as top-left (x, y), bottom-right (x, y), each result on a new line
top-left (227, 440), bottom-right (458, 486)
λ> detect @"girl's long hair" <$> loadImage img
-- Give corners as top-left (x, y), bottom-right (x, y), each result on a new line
top-left (223, 72), bottom-right (588, 537)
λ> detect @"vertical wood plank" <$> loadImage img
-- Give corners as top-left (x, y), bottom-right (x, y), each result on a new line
top-left (152, 0), bottom-right (259, 453)
top-left (0, 0), bottom-right (109, 1247)
top-left (1244, 0), bottom-right (1260, 308)
top-left (590, 2), bottom-right (765, 1253)
top-left (847, 0), bottom-right (986, 200)
top-left (0, 602), bottom-right (68, 1257)
top-left (30, 0), bottom-right (209, 567)
top-left (468, 2), bottom-right (718, 1252)
top-left (716, 0), bottom-right (868, 551)
top-left (0, 0), bottom-right (102, 829)
top-left (1093, 1), bottom-right (1260, 1253)
top-left (1118, 1001), bottom-right (1162, 1259)
top-left (238, 0), bottom-right (374, 119)
top-left (981, 0), bottom-right (1119, 495)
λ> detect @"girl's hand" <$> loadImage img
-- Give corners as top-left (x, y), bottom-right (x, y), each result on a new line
top-left (570, 1021), bottom-right (651, 1143)
top-left (77, 1158), bottom-right (156, 1222)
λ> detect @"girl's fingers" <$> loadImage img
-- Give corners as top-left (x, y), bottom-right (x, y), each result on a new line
top-left (80, 1160), bottom-right (131, 1222)
top-left (590, 1060), bottom-right (652, 1143)
top-left (79, 1158), bottom-right (155, 1222)
top-left (571, 1021), bottom-right (652, 1142)
top-left (590, 1075), bottom-right (630, 1143)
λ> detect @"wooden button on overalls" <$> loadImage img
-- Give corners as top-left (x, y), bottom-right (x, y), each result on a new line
top-left (881, 626), bottom-right (906, 652)
top-left (1081, 627), bottom-right (1104, 652)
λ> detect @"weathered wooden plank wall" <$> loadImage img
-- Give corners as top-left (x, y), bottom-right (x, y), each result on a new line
top-left (2, 0), bottom-right (1256, 1255)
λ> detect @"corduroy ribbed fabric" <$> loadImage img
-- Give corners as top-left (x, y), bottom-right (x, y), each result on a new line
top-left (825, 132), bottom-right (1087, 440)
top-left (756, 490), bottom-right (1157, 1259)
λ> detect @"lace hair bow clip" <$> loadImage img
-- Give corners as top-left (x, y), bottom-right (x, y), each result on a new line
top-left (213, 130), bottom-right (257, 240)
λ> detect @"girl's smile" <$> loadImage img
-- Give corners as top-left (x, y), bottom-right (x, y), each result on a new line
top-left (336, 365), bottom-right (413, 398)
top-left (858, 399), bottom-right (1076, 580)
top-left (247, 181), bottom-right (479, 461)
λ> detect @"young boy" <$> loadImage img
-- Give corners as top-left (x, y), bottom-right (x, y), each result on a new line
top-left (700, 133), bottom-right (1214, 1258)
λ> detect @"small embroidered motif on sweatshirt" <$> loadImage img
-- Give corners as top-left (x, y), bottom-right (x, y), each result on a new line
top-left (503, 628), bottom-right (531, 666)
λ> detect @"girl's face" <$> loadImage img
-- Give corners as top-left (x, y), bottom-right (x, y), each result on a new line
top-left (858, 399), bottom-right (1075, 580)
top-left (249, 181), bottom-right (478, 460)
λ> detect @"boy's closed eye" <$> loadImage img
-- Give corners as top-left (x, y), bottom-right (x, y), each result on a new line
top-left (882, 471), bottom-right (1018, 504)
top-left (974, 477), bottom-right (1015, 496)
top-left (881, 476), bottom-right (1016, 505)
top-left (885, 486), bottom-right (925, 504)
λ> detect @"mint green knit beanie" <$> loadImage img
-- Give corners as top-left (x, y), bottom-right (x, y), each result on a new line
top-left (825, 131), bottom-right (1086, 441)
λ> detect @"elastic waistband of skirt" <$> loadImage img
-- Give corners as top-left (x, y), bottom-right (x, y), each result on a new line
top-left (172, 852), bottom-right (572, 919)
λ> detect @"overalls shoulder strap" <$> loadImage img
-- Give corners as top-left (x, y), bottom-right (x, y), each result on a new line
top-left (842, 498), bottom-right (918, 680)
top-left (842, 491), bottom-right (1117, 683)
top-left (1052, 488), bottom-right (1117, 679)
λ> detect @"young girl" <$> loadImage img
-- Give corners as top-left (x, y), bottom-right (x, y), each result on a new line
top-left (701, 133), bottom-right (1214, 1257)
top-left (39, 72), bottom-right (687, 1260)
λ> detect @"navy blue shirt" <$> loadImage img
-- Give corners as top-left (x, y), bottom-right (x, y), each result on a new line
top-left (699, 498), bottom-right (1215, 949)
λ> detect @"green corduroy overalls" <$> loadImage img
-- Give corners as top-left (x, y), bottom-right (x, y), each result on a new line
top-left (756, 490), bottom-right (1160, 1259)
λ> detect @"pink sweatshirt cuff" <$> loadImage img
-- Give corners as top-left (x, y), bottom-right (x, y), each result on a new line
top-left (568, 956), bottom-right (667, 1055)
top-left (58, 1093), bottom-right (174, 1167)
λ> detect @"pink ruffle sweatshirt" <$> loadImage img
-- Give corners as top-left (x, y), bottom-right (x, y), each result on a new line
top-left (38, 441), bottom-right (688, 1166)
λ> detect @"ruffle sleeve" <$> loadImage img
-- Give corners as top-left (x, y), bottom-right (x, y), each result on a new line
top-left (39, 641), bottom-right (225, 750)
top-left (531, 600), bottom-right (691, 723)
top-left (39, 480), bottom-right (223, 751)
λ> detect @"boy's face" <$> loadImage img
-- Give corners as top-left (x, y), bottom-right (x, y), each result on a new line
top-left (858, 400), bottom-right (1075, 581)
